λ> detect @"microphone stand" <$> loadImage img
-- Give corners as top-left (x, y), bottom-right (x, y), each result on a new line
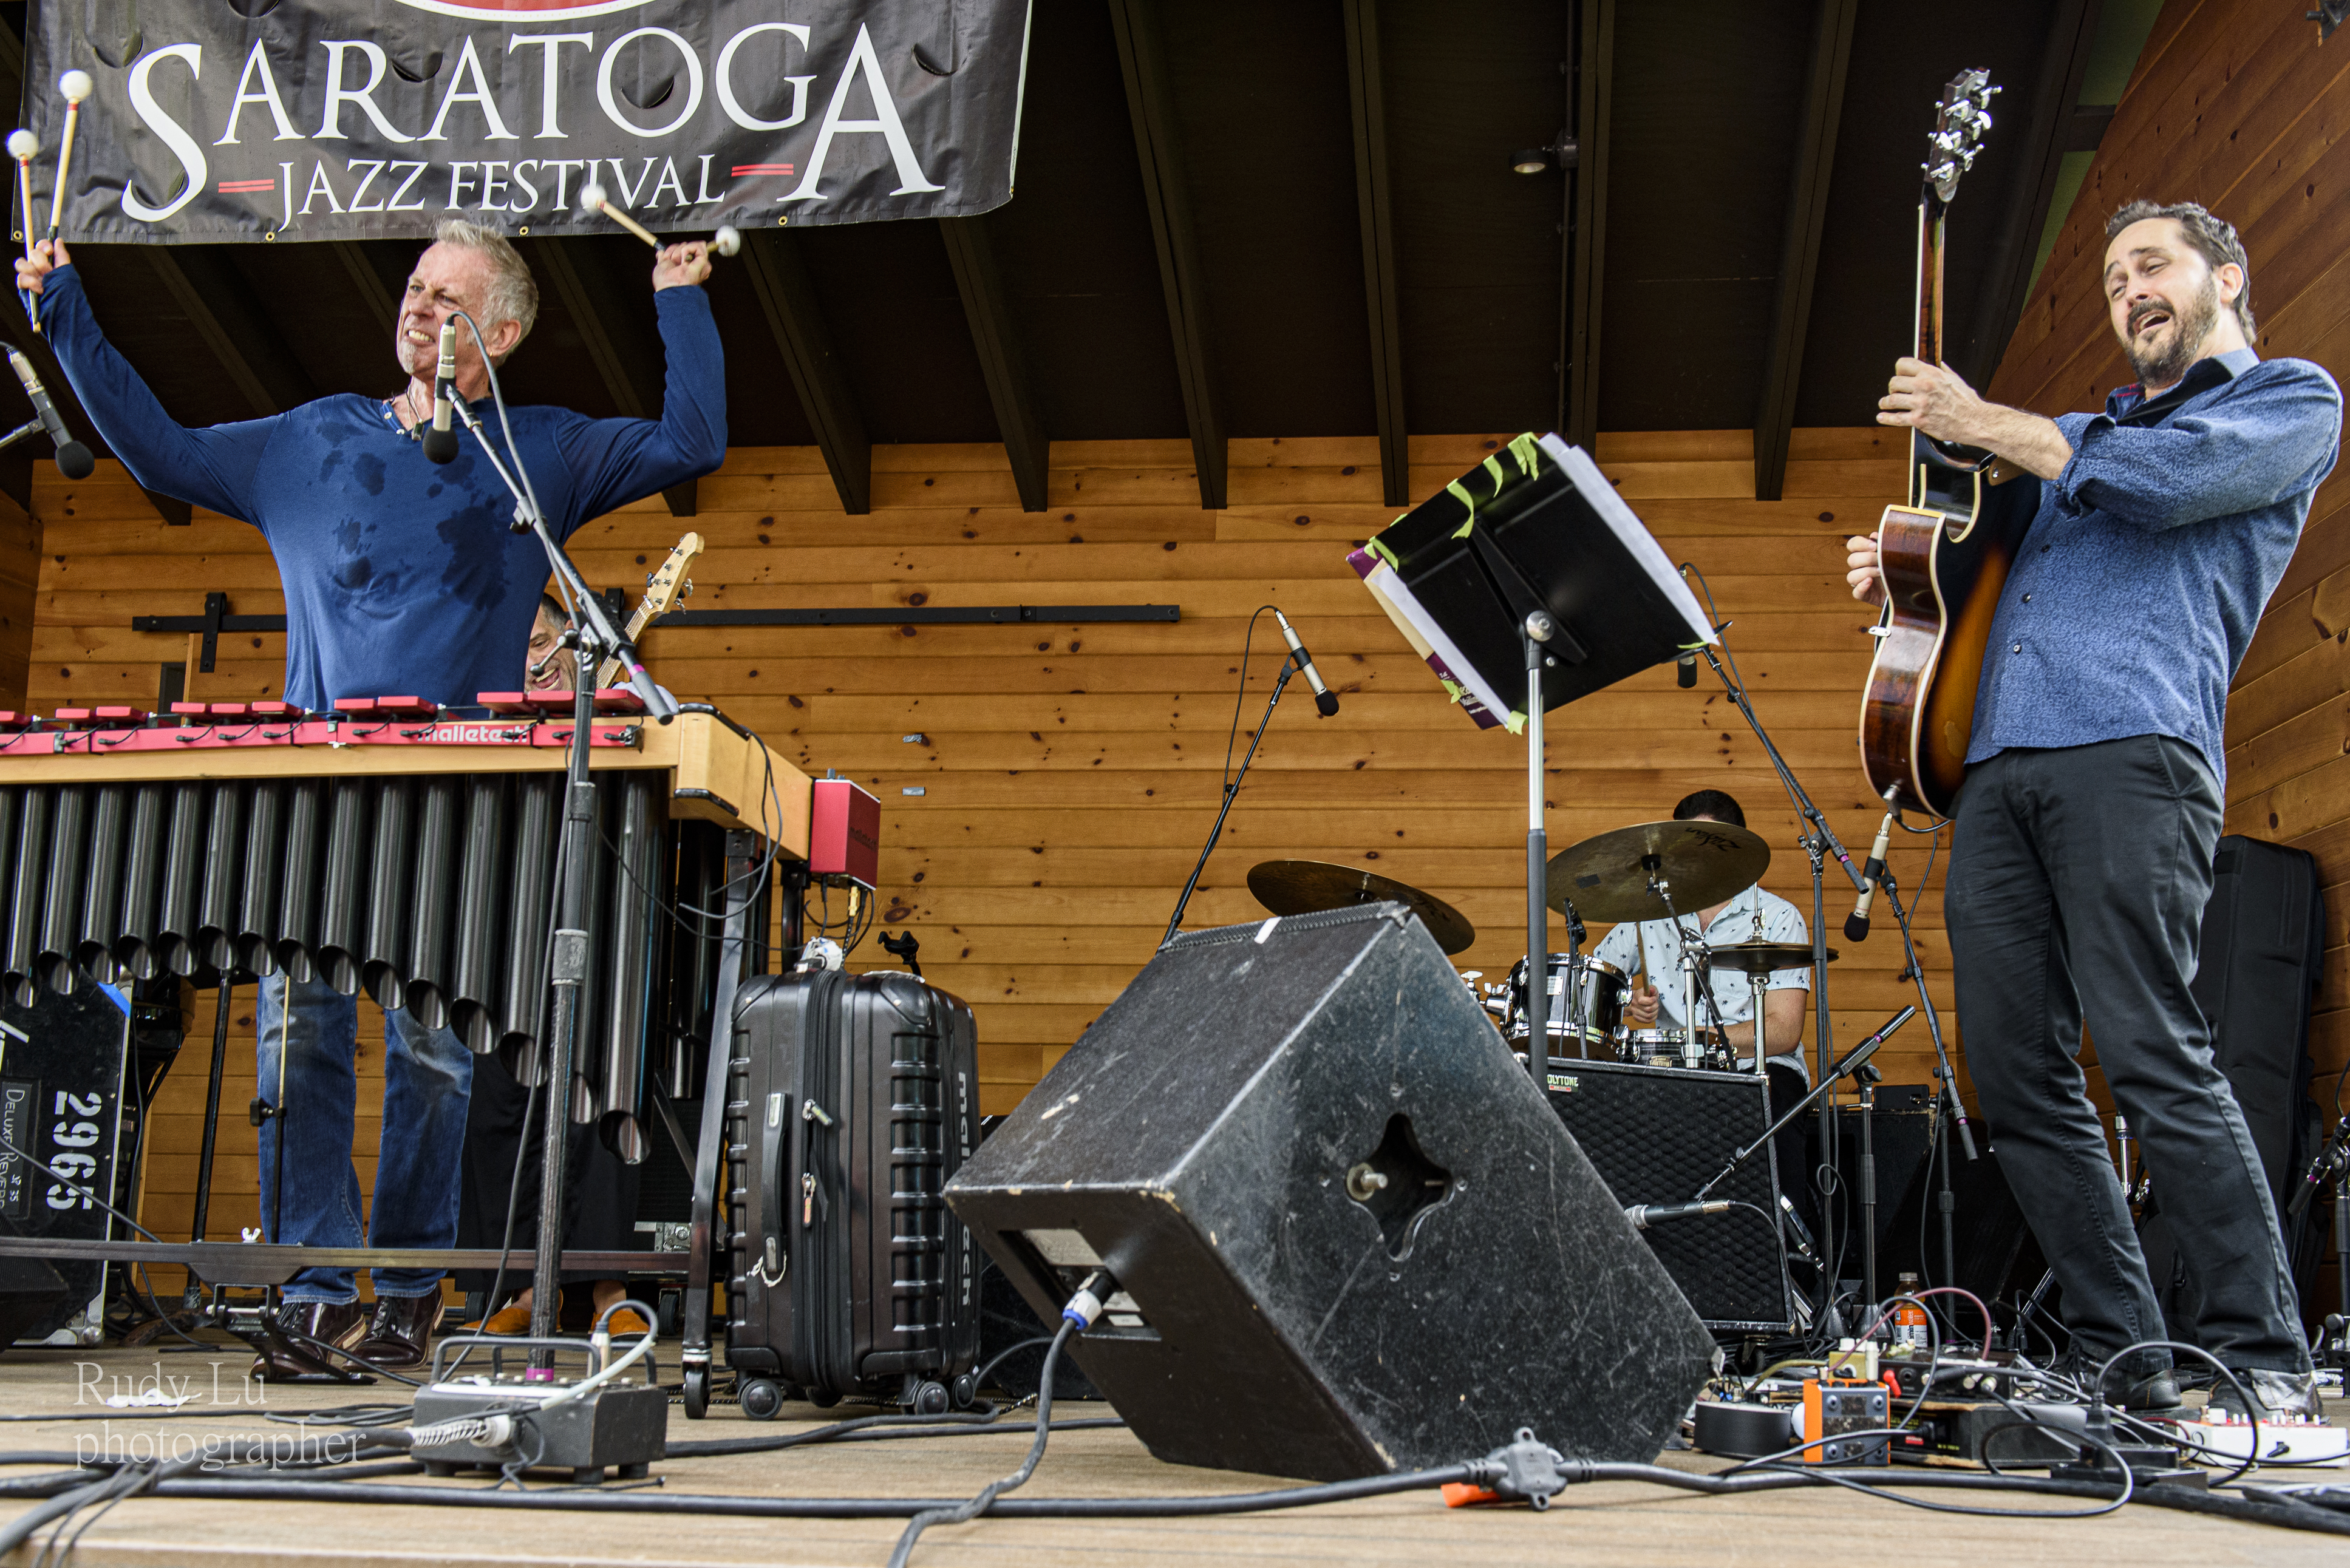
top-left (1701, 645), bottom-right (1865, 1285)
top-left (449, 376), bottom-right (674, 1363)
top-left (1873, 846), bottom-right (1975, 1293)
top-left (1163, 654), bottom-right (1296, 945)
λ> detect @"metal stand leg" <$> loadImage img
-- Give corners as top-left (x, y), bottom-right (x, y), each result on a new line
top-left (680, 830), bottom-right (759, 1417)
top-left (1522, 614), bottom-right (1555, 1077)
top-left (183, 979), bottom-right (233, 1312)
top-left (1858, 1076), bottom-right (1878, 1309)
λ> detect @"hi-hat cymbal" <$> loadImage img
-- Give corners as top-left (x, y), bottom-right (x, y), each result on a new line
top-left (1706, 940), bottom-right (1827, 976)
top-left (1544, 819), bottom-right (1769, 923)
top-left (1245, 860), bottom-right (1477, 955)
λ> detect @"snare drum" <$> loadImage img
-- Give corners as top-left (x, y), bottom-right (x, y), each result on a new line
top-left (1502, 954), bottom-right (1626, 1047)
top-left (1617, 1026), bottom-right (1741, 1073)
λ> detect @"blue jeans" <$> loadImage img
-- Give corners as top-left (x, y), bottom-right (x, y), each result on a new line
top-left (256, 974), bottom-right (474, 1303)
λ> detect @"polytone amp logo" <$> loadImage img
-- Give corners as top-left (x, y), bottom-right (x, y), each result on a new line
top-left (392, 0), bottom-right (656, 17)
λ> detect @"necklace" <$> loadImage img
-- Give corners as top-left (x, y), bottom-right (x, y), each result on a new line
top-left (390, 384), bottom-right (426, 438)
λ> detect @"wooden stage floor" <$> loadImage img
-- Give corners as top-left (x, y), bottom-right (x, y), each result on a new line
top-left (0, 1339), bottom-right (2343, 1566)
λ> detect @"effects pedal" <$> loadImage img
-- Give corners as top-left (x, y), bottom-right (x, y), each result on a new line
top-left (409, 1334), bottom-right (666, 1483)
top-left (1800, 1377), bottom-right (1889, 1464)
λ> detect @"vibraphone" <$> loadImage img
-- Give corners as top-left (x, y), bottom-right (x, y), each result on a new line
top-left (0, 693), bottom-right (811, 1162)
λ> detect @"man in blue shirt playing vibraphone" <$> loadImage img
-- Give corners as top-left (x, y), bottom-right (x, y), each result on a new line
top-left (16, 220), bottom-right (726, 1376)
top-left (1848, 201), bottom-right (2341, 1422)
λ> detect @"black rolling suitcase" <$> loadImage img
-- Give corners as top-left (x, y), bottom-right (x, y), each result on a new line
top-left (723, 967), bottom-right (984, 1415)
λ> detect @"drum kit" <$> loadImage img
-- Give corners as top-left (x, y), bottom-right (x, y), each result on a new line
top-left (1248, 816), bottom-right (1828, 1078)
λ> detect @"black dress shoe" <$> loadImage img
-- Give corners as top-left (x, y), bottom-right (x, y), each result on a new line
top-left (354, 1292), bottom-right (441, 1371)
top-left (2119, 1369), bottom-right (2182, 1412)
top-left (250, 1300), bottom-right (367, 1382)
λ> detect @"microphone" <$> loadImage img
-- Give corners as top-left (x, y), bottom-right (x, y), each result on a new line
top-left (8, 350), bottom-right (92, 479)
top-left (1844, 797), bottom-right (1897, 942)
top-left (1624, 1199), bottom-right (1731, 1230)
top-left (1275, 608), bottom-right (1340, 717)
top-left (2287, 1115), bottom-right (2350, 1220)
top-left (1677, 649), bottom-right (1697, 687)
top-left (421, 319), bottom-right (460, 465)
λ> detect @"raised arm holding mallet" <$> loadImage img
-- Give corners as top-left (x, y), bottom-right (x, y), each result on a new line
top-left (576, 181), bottom-right (741, 261)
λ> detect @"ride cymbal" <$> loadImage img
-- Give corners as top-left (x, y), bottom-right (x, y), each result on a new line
top-left (1245, 859), bottom-right (1477, 955)
top-left (1543, 820), bottom-right (1769, 923)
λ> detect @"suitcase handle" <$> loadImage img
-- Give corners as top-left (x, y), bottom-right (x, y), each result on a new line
top-left (755, 1089), bottom-right (791, 1287)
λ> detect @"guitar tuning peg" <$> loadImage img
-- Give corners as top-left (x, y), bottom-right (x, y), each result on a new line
top-left (683, 579), bottom-right (695, 596)
top-left (1977, 112), bottom-right (1993, 133)
top-left (1959, 148), bottom-right (1978, 169)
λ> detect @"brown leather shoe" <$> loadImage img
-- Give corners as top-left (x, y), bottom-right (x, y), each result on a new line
top-left (353, 1292), bottom-right (442, 1371)
top-left (250, 1299), bottom-right (367, 1382)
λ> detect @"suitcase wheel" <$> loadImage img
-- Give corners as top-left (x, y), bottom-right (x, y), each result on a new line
top-left (740, 1378), bottom-right (785, 1422)
top-left (952, 1373), bottom-right (979, 1409)
top-left (908, 1379), bottom-right (951, 1417)
top-left (806, 1387), bottom-right (841, 1409)
top-left (681, 1365), bottom-right (709, 1420)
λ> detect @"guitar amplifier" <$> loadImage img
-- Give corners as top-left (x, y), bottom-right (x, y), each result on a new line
top-left (1542, 1058), bottom-right (1793, 1334)
top-left (0, 985), bottom-right (131, 1346)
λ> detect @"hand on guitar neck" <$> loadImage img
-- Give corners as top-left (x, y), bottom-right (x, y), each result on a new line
top-left (1850, 358), bottom-right (2076, 606)
top-left (1878, 356), bottom-right (2075, 482)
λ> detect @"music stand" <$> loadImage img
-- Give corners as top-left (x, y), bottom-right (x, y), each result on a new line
top-left (1349, 433), bottom-right (1714, 1073)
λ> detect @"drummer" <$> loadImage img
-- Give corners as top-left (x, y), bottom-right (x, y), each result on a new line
top-left (1587, 789), bottom-right (1816, 1219)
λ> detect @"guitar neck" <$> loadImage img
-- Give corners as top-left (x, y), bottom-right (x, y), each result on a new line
top-left (1913, 189), bottom-right (1949, 367)
top-left (594, 605), bottom-right (652, 690)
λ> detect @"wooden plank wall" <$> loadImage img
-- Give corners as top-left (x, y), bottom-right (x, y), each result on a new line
top-left (1986, 0), bottom-right (2349, 1305)
top-left (27, 428), bottom-right (1949, 1280)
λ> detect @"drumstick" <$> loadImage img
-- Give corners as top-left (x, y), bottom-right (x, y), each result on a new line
top-left (49, 70), bottom-right (92, 243)
top-left (7, 132), bottom-right (35, 261)
top-left (576, 182), bottom-right (741, 259)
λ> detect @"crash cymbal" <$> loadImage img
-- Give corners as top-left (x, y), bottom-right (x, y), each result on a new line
top-left (1706, 940), bottom-right (1826, 976)
top-left (1245, 859), bottom-right (1477, 955)
top-left (1543, 819), bottom-right (1769, 923)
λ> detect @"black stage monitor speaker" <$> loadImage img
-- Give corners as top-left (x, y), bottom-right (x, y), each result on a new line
top-left (1541, 1059), bottom-right (1793, 1333)
top-left (947, 903), bottom-right (1717, 1482)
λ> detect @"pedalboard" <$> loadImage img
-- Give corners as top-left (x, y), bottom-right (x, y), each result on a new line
top-left (1801, 1379), bottom-right (1889, 1464)
top-left (409, 1335), bottom-right (667, 1484)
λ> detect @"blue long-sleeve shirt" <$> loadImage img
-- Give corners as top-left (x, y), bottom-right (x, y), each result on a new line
top-left (1967, 347), bottom-right (2342, 786)
top-left (35, 264), bottom-right (726, 713)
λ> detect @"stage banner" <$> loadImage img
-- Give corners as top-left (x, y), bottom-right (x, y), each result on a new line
top-left (16, 0), bottom-right (1032, 244)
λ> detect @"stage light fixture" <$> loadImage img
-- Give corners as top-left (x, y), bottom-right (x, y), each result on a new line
top-left (1511, 134), bottom-right (1579, 174)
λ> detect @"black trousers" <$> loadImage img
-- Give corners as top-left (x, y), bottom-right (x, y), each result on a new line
top-left (455, 1050), bottom-right (641, 1294)
top-left (1944, 736), bottom-right (2307, 1374)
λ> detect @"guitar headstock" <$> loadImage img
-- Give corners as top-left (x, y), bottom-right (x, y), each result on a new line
top-left (1923, 69), bottom-right (1999, 203)
top-left (640, 531), bottom-right (704, 619)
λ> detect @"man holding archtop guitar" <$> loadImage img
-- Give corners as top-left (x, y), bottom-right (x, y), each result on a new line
top-left (1847, 195), bottom-right (2340, 1420)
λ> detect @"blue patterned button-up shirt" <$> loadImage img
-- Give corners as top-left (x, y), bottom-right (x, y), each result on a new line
top-left (1966, 347), bottom-right (2341, 787)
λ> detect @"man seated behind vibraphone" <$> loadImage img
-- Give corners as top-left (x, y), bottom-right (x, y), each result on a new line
top-left (16, 223), bottom-right (726, 1376)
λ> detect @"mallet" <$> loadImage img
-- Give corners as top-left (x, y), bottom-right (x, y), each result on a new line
top-left (49, 70), bottom-right (92, 243)
top-left (7, 132), bottom-right (35, 262)
top-left (577, 180), bottom-right (741, 260)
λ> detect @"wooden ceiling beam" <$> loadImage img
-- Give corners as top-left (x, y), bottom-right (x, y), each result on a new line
top-left (330, 241), bottom-right (398, 340)
top-left (1962, 0), bottom-right (2102, 384)
top-left (1753, 0), bottom-right (1859, 502)
top-left (1109, 0), bottom-right (1225, 510)
top-left (939, 214), bottom-right (1049, 513)
top-left (1563, 0), bottom-right (1615, 450)
top-left (738, 229), bottom-right (871, 516)
top-left (143, 247), bottom-right (316, 419)
top-left (1343, 0), bottom-right (1407, 508)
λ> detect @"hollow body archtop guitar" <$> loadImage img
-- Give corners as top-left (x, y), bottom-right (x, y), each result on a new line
top-left (1859, 70), bottom-right (2042, 819)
